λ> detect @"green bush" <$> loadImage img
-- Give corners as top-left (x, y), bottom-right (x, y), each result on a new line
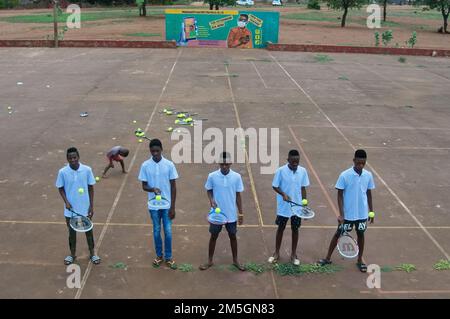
top-left (307, 0), bottom-right (321, 10)
top-left (0, 0), bottom-right (20, 9)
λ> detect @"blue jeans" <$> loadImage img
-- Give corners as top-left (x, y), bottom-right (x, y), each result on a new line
top-left (149, 209), bottom-right (172, 260)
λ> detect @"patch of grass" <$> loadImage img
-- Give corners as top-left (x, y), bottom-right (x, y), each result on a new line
top-left (110, 262), bottom-right (127, 269)
top-left (398, 57), bottom-right (407, 63)
top-left (433, 259), bottom-right (450, 271)
top-left (416, 65), bottom-right (426, 68)
top-left (395, 263), bottom-right (416, 273)
top-left (0, 9), bottom-right (164, 24)
top-left (125, 32), bottom-right (161, 37)
top-left (244, 262), bottom-right (267, 275)
top-left (177, 263), bottom-right (194, 272)
top-left (314, 54), bottom-right (333, 63)
top-left (227, 264), bottom-right (240, 272)
top-left (338, 75), bottom-right (349, 80)
top-left (283, 12), bottom-right (339, 23)
top-left (272, 263), bottom-right (342, 276)
top-left (380, 265), bottom-right (395, 272)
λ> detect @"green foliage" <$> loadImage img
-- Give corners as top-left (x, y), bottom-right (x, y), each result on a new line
top-left (433, 259), bottom-right (450, 270)
top-left (326, 0), bottom-right (366, 11)
top-left (244, 262), bottom-right (267, 275)
top-left (374, 31), bottom-right (380, 47)
top-left (406, 31), bottom-right (417, 48)
top-left (177, 263), bottom-right (194, 272)
top-left (110, 262), bottom-right (127, 269)
top-left (381, 29), bottom-right (393, 46)
top-left (314, 54), bottom-right (334, 63)
top-left (398, 56), bottom-right (406, 63)
top-left (307, 0), bottom-right (321, 10)
top-left (396, 263), bottom-right (416, 273)
top-left (272, 263), bottom-right (343, 276)
top-left (0, 0), bottom-right (19, 9)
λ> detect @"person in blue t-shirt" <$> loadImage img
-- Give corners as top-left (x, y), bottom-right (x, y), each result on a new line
top-left (139, 139), bottom-right (178, 268)
top-left (199, 152), bottom-right (245, 271)
top-left (269, 150), bottom-right (310, 266)
top-left (56, 147), bottom-right (100, 265)
top-left (318, 149), bottom-right (375, 272)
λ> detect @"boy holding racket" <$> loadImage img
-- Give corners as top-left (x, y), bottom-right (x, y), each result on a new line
top-left (102, 146), bottom-right (129, 178)
top-left (200, 152), bottom-right (245, 271)
top-left (269, 150), bottom-right (310, 265)
top-left (138, 139), bottom-right (178, 268)
top-left (56, 147), bottom-right (101, 265)
top-left (318, 149), bottom-right (375, 272)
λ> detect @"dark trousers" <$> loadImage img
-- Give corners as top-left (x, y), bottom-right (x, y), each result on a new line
top-left (139, 5), bottom-right (146, 16)
top-left (65, 217), bottom-right (95, 256)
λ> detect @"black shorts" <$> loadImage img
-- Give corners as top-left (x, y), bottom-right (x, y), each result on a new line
top-left (209, 222), bottom-right (237, 235)
top-left (336, 219), bottom-right (367, 236)
top-left (275, 215), bottom-right (301, 231)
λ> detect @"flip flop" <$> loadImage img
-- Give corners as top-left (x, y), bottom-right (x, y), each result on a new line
top-left (233, 263), bottom-right (246, 271)
top-left (153, 256), bottom-right (163, 266)
top-left (199, 263), bottom-right (214, 271)
top-left (64, 255), bottom-right (75, 265)
top-left (317, 259), bottom-right (332, 266)
top-left (357, 262), bottom-right (367, 273)
top-left (291, 258), bottom-right (300, 266)
top-left (90, 255), bottom-right (101, 265)
top-left (165, 259), bottom-right (177, 269)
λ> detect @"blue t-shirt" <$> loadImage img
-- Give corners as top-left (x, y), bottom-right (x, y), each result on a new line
top-left (335, 167), bottom-right (375, 221)
top-left (272, 164), bottom-right (310, 217)
top-left (205, 169), bottom-right (244, 223)
top-left (138, 156), bottom-right (179, 210)
top-left (55, 163), bottom-right (96, 217)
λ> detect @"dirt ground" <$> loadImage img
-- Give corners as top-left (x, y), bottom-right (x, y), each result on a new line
top-left (1, 47), bottom-right (450, 298)
top-left (1, 5), bottom-right (450, 49)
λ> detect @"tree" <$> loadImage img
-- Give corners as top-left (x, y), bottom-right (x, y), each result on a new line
top-left (383, 0), bottom-right (387, 22)
top-left (326, 0), bottom-right (367, 27)
top-left (422, 0), bottom-right (450, 33)
top-left (208, 0), bottom-right (235, 10)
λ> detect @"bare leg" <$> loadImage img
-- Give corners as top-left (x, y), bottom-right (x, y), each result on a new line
top-left (199, 233), bottom-right (218, 270)
top-left (229, 233), bottom-right (245, 271)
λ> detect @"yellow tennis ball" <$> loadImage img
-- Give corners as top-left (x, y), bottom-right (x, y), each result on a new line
top-left (167, 127), bottom-right (173, 132)
top-left (185, 117), bottom-right (193, 122)
top-left (215, 207), bottom-right (221, 213)
top-left (177, 113), bottom-right (186, 118)
top-left (175, 119), bottom-right (180, 124)
top-left (156, 195), bottom-right (162, 201)
top-left (138, 139), bottom-right (143, 143)
top-left (7, 106), bottom-right (12, 110)
top-left (133, 120), bottom-right (137, 124)
top-left (78, 188), bottom-right (84, 194)
top-left (302, 199), bottom-right (308, 206)
top-left (95, 176), bottom-right (100, 182)
top-left (368, 211), bottom-right (375, 218)
top-left (163, 108), bottom-right (167, 113)
top-left (166, 111), bottom-right (173, 115)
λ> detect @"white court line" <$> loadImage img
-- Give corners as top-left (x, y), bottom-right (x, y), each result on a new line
top-left (251, 61), bottom-right (269, 89)
top-left (269, 52), bottom-right (450, 261)
top-left (355, 62), bottom-right (413, 92)
top-left (225, 64), bottom-right (279, 299)
top-left (74, 49), bottom-right (182, 299)
top-left (289, 124), bottom-right (450, 131)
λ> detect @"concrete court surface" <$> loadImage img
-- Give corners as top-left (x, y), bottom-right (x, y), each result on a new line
top-left (0, 47), bottom-right (450, 298)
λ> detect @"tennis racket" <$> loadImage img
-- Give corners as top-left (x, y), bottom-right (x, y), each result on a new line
top-left (337, 225), bottom-right (359, 259)
top-left (134, 129), bottom-right (151, 141)
top-left (286, 200), bottom-right (315, 219)
top-left (148, 195), bottom-right (171, 210)
top-left (68, 208), bottom-right (93, 233)
top-left (207, 207), bottom-right (228, 225)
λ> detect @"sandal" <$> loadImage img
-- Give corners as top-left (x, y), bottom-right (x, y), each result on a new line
top-left (64, 255), bottom-right (75, 265)
top-left (267, 256), bottom-right (279, 264)
top-left (165, 259), bottom-right (177, 269)
top-left (199, 263), bottom-right (214, 271)
top-left (153, 256), bottom-right (163, 266)
top-left (233, 263), bottom-right (246, 271)
top-left (90, 255), bottom-right (101, 265)
top-left (317, 258), bottom-right (332, 266)
top-left (357, 262), bottom-right (367, 273)
top-left (291, 257), bottom-right (300, 266)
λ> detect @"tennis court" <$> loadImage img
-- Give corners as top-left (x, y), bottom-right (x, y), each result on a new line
top-left (1, 47), bottom-right (449, 298)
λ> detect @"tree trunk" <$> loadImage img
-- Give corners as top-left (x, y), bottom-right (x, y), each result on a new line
top-left (209, 2), bottom-right (213, 10)
top-left (442, 7), bottom-right (449, 33)
top-left (215, 4), bottom-right (219, 10)
top-left (341, 7), bottom-right (348, 28)
top-left (383, 0), bottom-right (387, 22)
